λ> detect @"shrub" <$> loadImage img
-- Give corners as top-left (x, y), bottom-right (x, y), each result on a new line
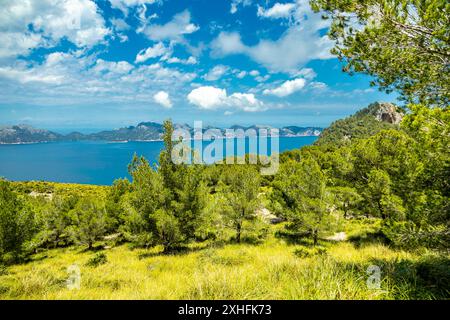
top-left (241, 218), bottom-right (270, 244)
top-left (86, 252), bottom-right (108, 267)
top-left (382, 221), bottom-right (450, 249)
top-left (294, 246), bottom-right (327, 258)
top-left (415, 255), bottom-right (450, 298)
top-left (0, 179), bottom-right (36, 263)
top-left (71, 197), bottom-right (107, 250)
top-left (0, 264), bottom-right (8, 276)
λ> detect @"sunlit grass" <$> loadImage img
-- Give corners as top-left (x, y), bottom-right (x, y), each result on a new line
top-left (1, 230), bottom-right (446, 300)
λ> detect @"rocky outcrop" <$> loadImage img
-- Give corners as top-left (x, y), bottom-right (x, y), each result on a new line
top-left (371, 102), bottom-right (404, 124)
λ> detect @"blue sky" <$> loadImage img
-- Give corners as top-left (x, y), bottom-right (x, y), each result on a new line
top-left (0, 0), bottom-right (396, 131)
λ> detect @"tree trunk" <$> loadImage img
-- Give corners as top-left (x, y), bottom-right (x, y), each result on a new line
top-left (378, 201), bottom-right (386, 219)
top-left (236, 223), bottom-right (241, 243)
top-left (312, 230), bottom-right (318, 246)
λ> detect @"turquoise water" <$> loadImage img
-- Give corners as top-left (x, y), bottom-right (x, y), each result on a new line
top-left (0, 136), bottom-right (317, 185)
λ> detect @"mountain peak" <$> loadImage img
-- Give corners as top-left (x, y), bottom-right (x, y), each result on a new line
top-left (315, 102), bottom-right (404, 147)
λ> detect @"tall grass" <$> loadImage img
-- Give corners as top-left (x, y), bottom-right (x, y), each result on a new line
top-left (1, 234), bottom-right (446, 299)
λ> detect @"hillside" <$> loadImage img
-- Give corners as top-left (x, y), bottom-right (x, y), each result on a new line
top-left (0, 125), bottom-right (62, 144)
top-left (87, 122), bottom-right (165, 141)
top-left (314, 102), bottom-right (405, 147)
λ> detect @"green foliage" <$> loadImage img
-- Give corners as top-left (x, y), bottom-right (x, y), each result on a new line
top-left (382, 221), bottom-right (450, 249)
top-left (0, 179), bottom-right (35, 262)
top-left (105, 178), bottom-right (131, 233)
top-left (12, 181), bottom-right (108, 198)
top-left (315, 102), bottom-right (401, 147)
top-left (275, 102), bottom-right (448, 250)
top-left (70, 197), bottom-right (107, 249)
top-left (329, 186), bottom-right (362, 218)
top-left (293, 246), bottom-right (327, 258)
top-left (347, 129), bottom-right (421, 214)
top-left (173, 165), bottom-right (209, 240)
top-left (271, 158), bottom-right (337, 245)
top-left (86, 252), bottom-right (108, 267)
top-left (401, 104), bottom-right (450, 196)
top-left (34, 195), bottom-right (78, 249)
top-left (154, 209), bottom-right (183, 252)
top-left (310, 0), bottom-right (450, 106)
top-left (217, 165), bottom-right (261, 243)
top-left (123, 120), bottom-right (210, 251)
top-left (123, 155), bottom-right (165, 247)
top-left (125, 153), bottom-right (183, 251)
top-left (158, 119), bottom-right (180, 192)
top-left (365, 169), bottom-right (406, 220)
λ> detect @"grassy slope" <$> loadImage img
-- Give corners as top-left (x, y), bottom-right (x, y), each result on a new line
top-left (11, 181), bottom-right (108, 197)
top-left (1, 221), bottom-right (447, 300)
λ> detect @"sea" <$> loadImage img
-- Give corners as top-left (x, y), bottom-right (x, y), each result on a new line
top-left (0, 136), bottom-right (317, 185)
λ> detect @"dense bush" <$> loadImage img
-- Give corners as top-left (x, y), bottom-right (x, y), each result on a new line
top-left (0, 179), bottom-right (36, 263)
top-left (294, 246), bottom-right (327, 258)
top-left (86, 252), bottom-right (108, 267)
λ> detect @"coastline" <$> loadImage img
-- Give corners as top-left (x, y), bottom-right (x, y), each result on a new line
top-left (0, 141), bottom-right (51, 145)
top-left (0, 134), bottom-right (321, 145)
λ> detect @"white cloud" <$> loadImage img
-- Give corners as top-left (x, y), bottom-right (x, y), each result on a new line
top-left (228, 92), bottom-right (265, 112)
top-left (0, 51), bottom-right (89, 86)
top-left (263, 78), bottom-right (306, 97)
top-left (230, 3), bottom-right (238, 14)
top-left (0, 65), bottom-right (65, 84)
top-left (294, 67), bottom-right (317, 80)
top-left (236, 71), bottom-right (247, 79)
top-left (135, 42), bottom-right (170, 63)
top-left (309, 81), bottom-right (327, 90)
top-left (153, 90), bottom-right (172, 108)
top-left (0, 32), bottom-right (43, 59)
top-left (230, 0), bottom-right (252, 14)
top-left (108, 0), bottom-right (158, 17)
top-left (135, 42), bottom-right (198, 65)
top-left (127, 63), bottom-right (196, 83)
top-left (93, 59), bottom-right (133, 74)
top-left (257, 3), bottom-right (296, 19)
top-left (212, 29), bottom-right (332, 73)
top-left (118, 34), bottom-right (129, 42)
top-left (0, 0), bottom-right (110, 59)
top-left (0, 51), bottom-right (196, 106)
top-left (141, 10), bottom-right (199, 42)
top-left (166, 56), bottom-right (198, 65)
top-left (204, 65), bottom-right (229, 81)
top-left (255, 74), bottom-right (270, 82)
top-left (211, 32), bottom-right (246, 55)
top-left (187, 86), bottom-right (265, 112)
top-left (211, 2), bottom-right (332, 73)
top-left (110, 18), bottom-right (130, 31)
top-left (188, 86), bottom-right (227, 109)
top-left (135, 4), bottom-right (158, 34)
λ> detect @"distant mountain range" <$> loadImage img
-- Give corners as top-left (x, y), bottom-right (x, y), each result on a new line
top-left (0, 122), bottom-right (322, 144)
top-left (0, 102), bottom-right (405, 145)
